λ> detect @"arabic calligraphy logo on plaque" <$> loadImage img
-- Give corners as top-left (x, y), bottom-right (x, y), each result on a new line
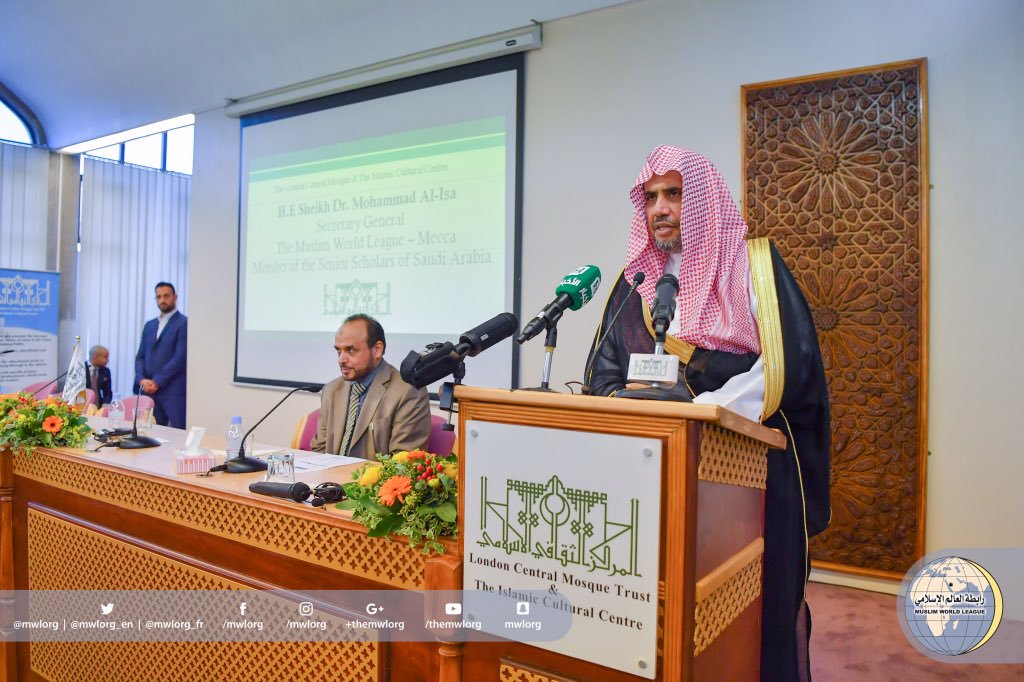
top-left (902, 556), bottom-right (1003, 655)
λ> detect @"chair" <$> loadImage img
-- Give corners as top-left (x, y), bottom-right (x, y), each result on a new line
top-left (427, 414), bottom-right (456, 456)
top-left (100, 395), bottom-right (155, 419)
top-left (291, 408), bottom-right (320, 451)
top-left (121, 395), bottom-right (155, 419)
top-left (22, 379), bottom-right (58, 397)
top-left (67, 388), bottom-right (95, 414)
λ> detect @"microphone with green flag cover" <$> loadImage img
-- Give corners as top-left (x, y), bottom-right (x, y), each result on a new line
top-left (516, 265), bottom-right (602, 344)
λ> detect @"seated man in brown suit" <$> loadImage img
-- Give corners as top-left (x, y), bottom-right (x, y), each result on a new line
top-left (309, 314), bottom-right (431, 459)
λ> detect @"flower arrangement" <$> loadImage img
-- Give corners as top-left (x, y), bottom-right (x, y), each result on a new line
top-left (0, 392), bottom-right (92, 454)
top-left (338, 449), bottom-right (458, 554)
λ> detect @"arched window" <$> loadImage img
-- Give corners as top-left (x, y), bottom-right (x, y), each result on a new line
top-left (0, 97), bottom-right (33, 144)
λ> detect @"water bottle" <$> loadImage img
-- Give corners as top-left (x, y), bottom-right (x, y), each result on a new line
top-left (108, 393), bottom-right (125, 430)
top-left (226, 416), bottom-right (243, 459)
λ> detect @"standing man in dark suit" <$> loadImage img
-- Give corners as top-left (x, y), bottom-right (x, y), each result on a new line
top-left (134, 282), bottom-right (187, 428)
top-left (85, 344), bottom-right (113, 407)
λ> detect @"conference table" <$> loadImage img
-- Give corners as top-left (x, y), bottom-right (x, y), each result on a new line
top-left (0, 418), bottom-right (464, 682)
top-left (2, 389), bottom-right (783, 681)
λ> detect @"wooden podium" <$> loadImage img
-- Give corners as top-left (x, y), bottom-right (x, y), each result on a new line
top-left (452, 386), bottom-right (784, 682)
top-left (0, 389), bottom-right (782, 681)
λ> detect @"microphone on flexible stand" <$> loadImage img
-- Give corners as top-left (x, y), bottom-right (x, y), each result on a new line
top-left (650, 274), bottom-right (680, 347)
top-left (581, 271), bottom-right (645, 395)
top-left (222, 384), bottom-right (323, 474)
top-left (30, 371), bottom-right (68, 397)
top-left (117, 381), bottom-right (161, 449)
top-left (617, 274), bottom-right (689, 402)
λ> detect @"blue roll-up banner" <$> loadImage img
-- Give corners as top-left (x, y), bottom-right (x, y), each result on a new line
top-left (0, 268), bottom-right (60, 393)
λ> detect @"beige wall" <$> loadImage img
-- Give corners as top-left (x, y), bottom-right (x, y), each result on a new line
top-left (188, 0), bottom-right (1024, 588)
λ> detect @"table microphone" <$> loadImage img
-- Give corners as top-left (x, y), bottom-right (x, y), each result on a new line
top-left (118, 381), bottom-right (161, 449)
top-left (30, 370), bottom-right (68, 396)
top-left (226, 384), bottom-right (323, 474)
top-left (249, 481), bottom-right (312, 502)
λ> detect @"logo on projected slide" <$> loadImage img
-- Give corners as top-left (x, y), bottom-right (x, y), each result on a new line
top-left (476, 474), bottom-right (642, 578)
top-left (323, 280), bottom-right (391, 316)
top-left (901, 556), bottom-right (1003, 656)
top-left (0, 274), bottom-right (52, 307)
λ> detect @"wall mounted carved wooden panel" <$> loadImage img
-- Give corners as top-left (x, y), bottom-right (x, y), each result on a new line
top-left (741, 60), bottom-right (928, 576)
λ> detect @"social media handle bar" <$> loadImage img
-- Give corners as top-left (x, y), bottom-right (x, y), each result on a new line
top-left (0, 590), bottom-right (572, 642)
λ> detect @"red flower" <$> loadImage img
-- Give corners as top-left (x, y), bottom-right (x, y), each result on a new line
top-left (42, 415), bottom-right (63, 434)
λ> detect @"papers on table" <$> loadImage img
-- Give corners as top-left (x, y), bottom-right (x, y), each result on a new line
top-left (293, 454), bottom-right (364, 472)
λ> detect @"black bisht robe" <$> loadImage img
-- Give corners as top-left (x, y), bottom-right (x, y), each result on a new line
top-left (585, 243), bottom-right (830, 682)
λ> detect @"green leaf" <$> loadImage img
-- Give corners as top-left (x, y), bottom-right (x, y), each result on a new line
top-left (435, 501), bottom-right (457, 523)
top-left (416, 505), bottom-right (436, 517)
top-left (359, 498), bottom-right (391, 515)
top-left (335, 499), bottom-right (358, 511)
top-left (367, 513), bottom-right (402, 537)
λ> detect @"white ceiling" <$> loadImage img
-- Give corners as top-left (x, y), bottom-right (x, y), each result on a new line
top-left (1, 0), bottom-right (632, 149)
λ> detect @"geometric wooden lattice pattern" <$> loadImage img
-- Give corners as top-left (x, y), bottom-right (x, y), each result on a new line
top-left (742, 60), bottom-right (928, 574)
top-left (14, 449), bottom-right (426, 589)
top-left (692, 553), bottom-right (762, 656)
top-left (27, 509), bottom-right (379, 682)
top-left (697, 424), bottom-right (768, 490)
top-left (499, 661), bottom-right (578, 682)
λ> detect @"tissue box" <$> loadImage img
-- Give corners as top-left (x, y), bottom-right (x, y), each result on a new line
top-left (175, 449), bottom-right (214, 475)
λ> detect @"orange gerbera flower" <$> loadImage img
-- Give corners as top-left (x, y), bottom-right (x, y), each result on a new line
top-left (42, 415), bottom-right (63, 434)
top-left (377, 475), bottom-right (413, 506)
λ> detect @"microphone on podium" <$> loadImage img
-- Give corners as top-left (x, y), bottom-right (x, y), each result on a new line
top-left (617, 273), bottom-right (688, 402)
top-left (400, 313), bottom-right (519, 389)
top-left (650, 274), bottom-right (679, 338)
top-left (516, 266), bottom-right (602, 344)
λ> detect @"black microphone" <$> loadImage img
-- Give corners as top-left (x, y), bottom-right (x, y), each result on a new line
top-left (400, 313), bottom-right (518, 389)
top-left (248, 481), bottom-right (312, 502)
top-left (450, 313), bottom-right (518, 359)
top-left (30, 370), bottom-right (68, 396)
top-left (582, 271), bottom-right (645, 395)
top-left (517, 266), bottom-right (602, 344)
top-left (651, 274), bottom-right (679, 335)
top-left (118, 379), bottom-right (161, 449)
top-left (226, 384), bottom-right (323, 474)
top-left (401, 342), bottom-right (460, 389)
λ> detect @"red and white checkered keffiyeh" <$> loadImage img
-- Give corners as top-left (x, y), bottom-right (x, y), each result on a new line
top-left (624, 145), bottom-right (760, 354)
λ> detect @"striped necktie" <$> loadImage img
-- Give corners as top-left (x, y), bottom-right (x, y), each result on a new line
top-left (338, 381), bottom-right (366, 457)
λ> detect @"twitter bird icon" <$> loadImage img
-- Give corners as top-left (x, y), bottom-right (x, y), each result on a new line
top-left (100, 603), bottom-right (114, 615)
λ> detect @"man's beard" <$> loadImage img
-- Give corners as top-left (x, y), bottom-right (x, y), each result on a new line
top-left (653, 236), bottom-right (682, 253)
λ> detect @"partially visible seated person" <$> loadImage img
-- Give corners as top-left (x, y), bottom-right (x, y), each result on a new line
top-left (85, 344), bottom-right (113, 407)
top-left (309, 314), bottom-right (431, 458)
